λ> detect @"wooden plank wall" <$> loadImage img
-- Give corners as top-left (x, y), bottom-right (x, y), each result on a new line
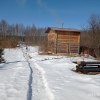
top-left (57, 32), bottom-right (80, 53)
top-left (48, 31), bottom-right (57, 53)
top-left (48, 31), bottom-right (80, 54)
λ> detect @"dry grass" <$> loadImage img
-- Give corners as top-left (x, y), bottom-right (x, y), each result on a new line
top-left (0, 36), bottom-right (19, 48)
top-left (95, 57), bottom-right (100, 60)
top-left (38, 38), bottom-right (48, 53)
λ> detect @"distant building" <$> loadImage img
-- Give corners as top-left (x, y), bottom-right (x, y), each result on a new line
top-left (45, 27), bottom-right (81, 54)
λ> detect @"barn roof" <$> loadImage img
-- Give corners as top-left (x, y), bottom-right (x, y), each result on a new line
top-left (45, 27), bottom-right (81, 33)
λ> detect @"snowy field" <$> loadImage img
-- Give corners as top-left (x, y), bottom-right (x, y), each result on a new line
top-left (0, 46), bottom-right (100, 100)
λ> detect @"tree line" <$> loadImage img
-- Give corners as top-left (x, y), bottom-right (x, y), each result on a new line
top-left (0, 19), bottom-right (47, 48)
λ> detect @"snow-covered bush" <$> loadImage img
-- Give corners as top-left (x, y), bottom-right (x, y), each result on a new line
top-left (0, 49), bottom-right (5, 63)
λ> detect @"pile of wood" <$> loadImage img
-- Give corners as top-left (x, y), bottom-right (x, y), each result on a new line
top-left (76, 61), bottom-right (100, 74)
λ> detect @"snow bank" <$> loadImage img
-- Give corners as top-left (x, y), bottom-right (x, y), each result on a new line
top-left (0, 48), bottom-right (30, 100)
top-left (32, 62), bottom-right (55, 100)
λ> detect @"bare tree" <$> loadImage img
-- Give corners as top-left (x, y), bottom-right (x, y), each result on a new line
top-left (0, 20), bottom-right (8, 39)
top-left (81, 14), bottom-right (100, 57)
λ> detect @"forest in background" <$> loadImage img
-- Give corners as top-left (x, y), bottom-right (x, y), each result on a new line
top-left (0, 19), bottom-right (47, 50)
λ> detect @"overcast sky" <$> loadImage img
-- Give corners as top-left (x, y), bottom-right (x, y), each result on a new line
top-left (0, 0), bottom-right (100, 29)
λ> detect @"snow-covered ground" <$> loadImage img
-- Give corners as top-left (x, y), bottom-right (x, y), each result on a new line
top-left (0, 48), bottom-right (30, 100)
top-left (0, 46), bottom-right (100, 100)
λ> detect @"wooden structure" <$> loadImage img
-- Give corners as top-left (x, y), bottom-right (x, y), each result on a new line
top-left (45, 27), bottom-right (81, 54)
top-left (76, 61), bottom-right (100, 74)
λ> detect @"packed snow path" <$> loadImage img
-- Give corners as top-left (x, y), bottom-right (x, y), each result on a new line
top-left (22, 49), bottom-right (33, 100)
top-left (27, 65), bottom-right (33, 100)
top-left (22, 47), bottom-right (55, 100)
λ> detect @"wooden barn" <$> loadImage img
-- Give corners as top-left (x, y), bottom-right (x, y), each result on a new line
top-left (45, 27), bottom-right (81, 54)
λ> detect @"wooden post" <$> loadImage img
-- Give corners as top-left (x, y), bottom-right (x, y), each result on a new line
top-left (62, 23), bottom-right (64, 28)
top-left (55, 33), bottom-right (58, 54)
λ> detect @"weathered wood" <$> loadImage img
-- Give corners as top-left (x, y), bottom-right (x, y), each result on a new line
top-left (76, 61), bottom-right (100, 74)
top-left (58, 35), bottom-right (79, 38)
top-left (58, 38), bottom-right (79, 41)
top-left (46, 27), bottom-right (81, 54)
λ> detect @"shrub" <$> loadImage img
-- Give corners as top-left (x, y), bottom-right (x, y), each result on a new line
top-left (0, 49), bottom-right (5, 63)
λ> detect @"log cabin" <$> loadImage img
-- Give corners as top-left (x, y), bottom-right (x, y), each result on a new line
top-left (45, 27), bottom-right (81, 54)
